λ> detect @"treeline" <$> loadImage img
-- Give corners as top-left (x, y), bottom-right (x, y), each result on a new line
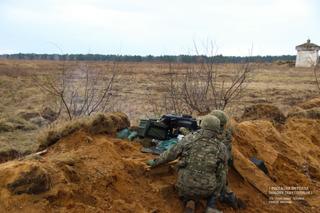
top-left (0, 53), bottom-right (296, 63)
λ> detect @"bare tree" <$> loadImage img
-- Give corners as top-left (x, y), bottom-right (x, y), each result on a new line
top-left (146, 64), bottom-right (194, 117)
top-left (157, 43), bottom-right (254, 116)
top-left (32, 61), bottom-right (118, 120)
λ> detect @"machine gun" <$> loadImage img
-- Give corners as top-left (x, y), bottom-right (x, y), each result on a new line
top-left (137, 114), bottom-right (199, 140)
top-left (160, 114), bottom-right (198, 136)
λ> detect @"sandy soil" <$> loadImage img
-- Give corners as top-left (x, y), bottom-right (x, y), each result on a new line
top-left (0, 101), bottom-right (319, 212)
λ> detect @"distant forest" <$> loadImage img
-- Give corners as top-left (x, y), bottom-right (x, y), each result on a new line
top-left (0, 53), bottom-right (296, 63)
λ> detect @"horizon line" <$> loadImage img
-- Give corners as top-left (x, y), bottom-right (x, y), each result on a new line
top-left (0, 53), bottom-right (297, 57)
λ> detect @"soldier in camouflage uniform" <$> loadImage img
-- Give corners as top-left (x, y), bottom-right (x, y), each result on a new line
top-left (210, 110), bottom-right (244, 209)
top-left (210, 110), bottom-right (233, 166)
top-left (147, 115), bottom-right (227, 213)
top-left (179, 111), bottom-right (233, 165)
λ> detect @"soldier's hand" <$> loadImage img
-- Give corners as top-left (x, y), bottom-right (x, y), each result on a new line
top-left (179, 127), bottom-right (189, 135)
top-left (146, 159), bottom-right (156, 168)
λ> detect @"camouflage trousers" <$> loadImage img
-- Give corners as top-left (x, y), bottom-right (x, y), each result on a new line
top-left (175, 169), bottom-right (224, 201)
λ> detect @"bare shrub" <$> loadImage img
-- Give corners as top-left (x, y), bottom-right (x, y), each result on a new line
top-left (146, 65), bottom-right (193, 116)
top-left (150, 46), bottom-right (254, 116)
top-left (32, 61), bottom-right (119, 120)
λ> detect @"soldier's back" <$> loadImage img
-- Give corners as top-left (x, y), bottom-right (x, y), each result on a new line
top-left (176, 130), bottom-right (227, 199)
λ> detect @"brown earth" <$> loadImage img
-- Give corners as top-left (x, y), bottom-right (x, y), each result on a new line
top-left (232, 118), bottom-right (320, 212)
top-left (0, 131), bottom-right (183, 213)
top-left (0, 106), bottom-right (319, 212)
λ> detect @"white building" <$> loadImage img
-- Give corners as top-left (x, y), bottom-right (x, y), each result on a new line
top-left (295, 39), bottom-right (320, 67)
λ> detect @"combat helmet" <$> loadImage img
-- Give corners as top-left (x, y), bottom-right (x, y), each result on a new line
top-left (210, 110), bottom-right (228, 129)
top-left (200, 115), bottom-right (220, 132)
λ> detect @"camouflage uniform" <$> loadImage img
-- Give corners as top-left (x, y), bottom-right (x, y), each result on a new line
top-left (153, 129), bottom-right (227, 200)
top-left (219, 127), bottom-right (233, 166)
top-left (215, 127), bottom-right (232, 197)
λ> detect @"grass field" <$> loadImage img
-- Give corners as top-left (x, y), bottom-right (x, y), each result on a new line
top-left (0, 59), bottom-right (318, 154)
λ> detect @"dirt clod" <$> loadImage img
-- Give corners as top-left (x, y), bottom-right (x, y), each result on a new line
top-left (0, 149), bottom-right (21, 163)
top-left (7, 165), bottom-right (51, 195)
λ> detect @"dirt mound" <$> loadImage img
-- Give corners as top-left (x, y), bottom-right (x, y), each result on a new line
top-left (37, 112), bottom-right (130, 151)
top-left (0, 111), bottom-right (319, 212)
top-left (16, 110), bottom-right (41, 120)
top-left (241, 104), bottom-right (286, 124)
top-left (287, 107), bottom-right (320, 119)
top-left (298, 97), bottom-right (320, 110)
top-left (6, 162), bottom-right (52, 195)
top-left (0, 131), bottom-right (182, 213)
top-left (232, 118), bottom-right (320, 211)
top-left (15, 109), bottom-right (52, 127)
top-left (0, 149), bottom-right (22, 164)
top-left (274, 60), bottom-right (295, 67)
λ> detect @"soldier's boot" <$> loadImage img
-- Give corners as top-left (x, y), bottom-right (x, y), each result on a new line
top-left (184, 200), bottom-right (195, 213)
top-left (206, 195), bottom-right (223, 213)
top-left (221, 192), bottom-right (246, 209)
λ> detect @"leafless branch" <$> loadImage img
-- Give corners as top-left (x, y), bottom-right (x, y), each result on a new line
top-left (32, 61), bottom-right (119, 120)
top-left (153, 42), bottom-right (254, 116)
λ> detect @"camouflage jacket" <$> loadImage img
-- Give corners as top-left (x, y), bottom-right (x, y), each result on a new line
top-left (218, 127), bottom-right (233, 164)
top-left (153, 129), bottom-right (227, 198)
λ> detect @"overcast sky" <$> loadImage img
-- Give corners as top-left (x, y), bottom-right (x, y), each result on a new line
top-left (0, 0), bottom-right (319, 56)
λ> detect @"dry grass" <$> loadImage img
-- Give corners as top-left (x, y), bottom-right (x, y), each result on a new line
top-left (297, 97), bottom-right (320, 109)
top-left (0, 116), bottom-right (37, 132)
top-left (287, 107), bottom-right (320, 119)
top-left (0, 60), bottom-right (318, 120)
top-left (0, 59), bottom-right (319, 154)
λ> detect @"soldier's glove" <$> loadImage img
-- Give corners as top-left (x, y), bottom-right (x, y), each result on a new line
top-left (179, 127), bottom-right (190, 136)
top-left (146, 159), bottom-right (156, 168)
